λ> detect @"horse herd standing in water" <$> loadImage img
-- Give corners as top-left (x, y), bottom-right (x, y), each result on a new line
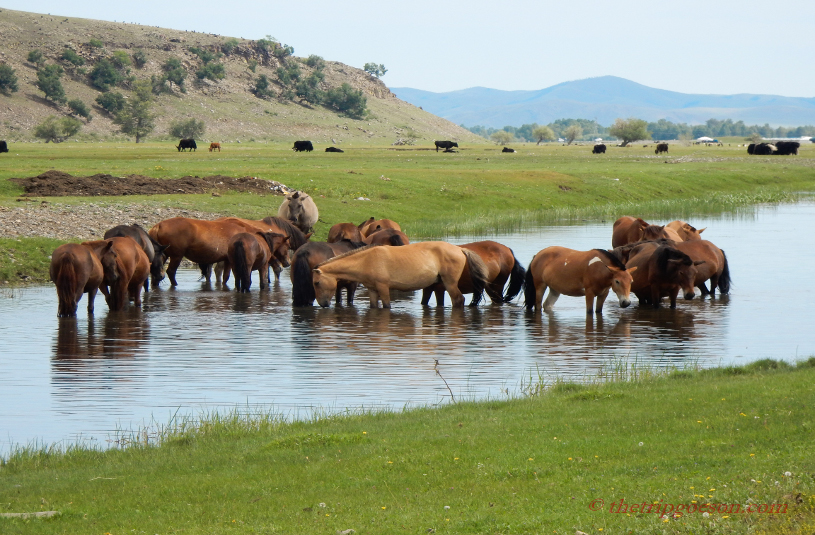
top-left (49, 189), bottom-right (731, 318)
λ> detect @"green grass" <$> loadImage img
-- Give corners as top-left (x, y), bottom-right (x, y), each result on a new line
top-left (1, 141), bottom-right (814, 283)
top-left (1, 359), bottom-right (813, 534)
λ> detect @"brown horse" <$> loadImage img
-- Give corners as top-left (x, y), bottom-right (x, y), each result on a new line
top-left (625, 242), bottom-right (703, 308)
top-left (666, 220), bottom-right (706, 241)
top-left (149, 217), bottom-right (261, 286)
top-left (50, 243), bottom-right (105, 317)
top-left (523, 247), bottom-right (636, 314)
top-left (612, 216), bottom-right (670, 247)
top-left (363, 228), bottom-right (410, 246)
top-left (674, 240), bottom-right (730, 297)
top-left (327, 223), bottom-right (363, 243)
top-left (422, 241), bottom-right (525, 306)
top-left (228, 231), bottom-right (289, 292)
top-left (312, 242), bottom-right (489, 308)
top-left (104, 224), bottom-right (169, 290)
top-left (290, 240), bottom-right (367, 306)
top-left (359, 218), bottom-right (401, 238)
top-left (83, 237), bottom-right (150, 311)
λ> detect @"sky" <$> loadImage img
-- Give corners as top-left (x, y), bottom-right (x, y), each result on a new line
top-left (3, 0), bottom-right (814, 97)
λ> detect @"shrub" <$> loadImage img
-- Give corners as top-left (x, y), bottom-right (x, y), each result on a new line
top-left (189, 47), bottom-right (221, 65)
top-left (27, 49), bottom-right (44, 66)
top-left (110, 51), bottom-right (132, 69)
top-left (33, 115), bottom-right (82, 143)
top-left (36, 64), bottom-right (66, 104)
top-left (163, 58), bottom-right (187, 92)
top-left (276, 63), bottom-right (300, 86)
top-left (88, 38), bottom-right (104, 48)
top-left (169, 118), bottom-right (206, 139)
top-left (247, 59), bottom-right (258, 73)
top-left (221, 38), bottom-right (239, 55)
top-left (132, 49), bottom-right (147, 68)
top-left (196, 62), bottom-right (225, 81)
top-left (252, 74), bottom-right (275, 99)
top-left (67, 99), bottom-right (92, 121)
top-left (324, 83), bottom-right (367, 118)
top-left (88, 58), bottom-right (123, 91)
top-left (295, 72), bottom-right (325, 104)
top-left (95, 91), bottom-right (126, 114)
top-left (60, 48), bottom-right (85, 67)
top-left (0, 64), bottom-right (18, 95)
top-left (305, 55), bottom-right (325, 69)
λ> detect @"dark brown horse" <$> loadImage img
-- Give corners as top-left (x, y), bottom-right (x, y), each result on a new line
top-left (674, 240), bottom-right (731, 297)
top-left (363, 228), bottom-right (410, 246)
top-left (290, 240), bottom-right (367, 306)
top-left (612, 216), bottom-right (670, 248)
top-left (625, 242), bottom-right (704, 308)
top-left (422, 241), bottom-right (525, 306)
top-left (49, 242), bottom-right (105, 317)
top-left (327, 223), bottom-right (363, 243)
top-left (359, 218), bottom-right (401, 238)
top-left (104, 224), bottom-right (169, 290)
top-left (83, 237), bottom-right (150, 311)
top-left (228, 231), bottom-right (289, 292)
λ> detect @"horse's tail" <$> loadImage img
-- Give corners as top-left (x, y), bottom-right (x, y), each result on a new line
top-left (523, 266), bottom-right (536, 311)
top-left (291, 249), bottom-right (316, 307)
top-left (717, 249), bottom-right (731, 295)
top-left (55, 255), bottom-right (79, 317)
top-left (462, 249), bottom-right (489, 306)
top-left (232, 241), bottom-right (251, 292)
top-left (107, 263), bottom-right (127, 311)
top-left (503, 249), bottom-right (526, 303)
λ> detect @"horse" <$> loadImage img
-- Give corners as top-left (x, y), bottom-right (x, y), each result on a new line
top-left (665, 220), bottom-right (706, 241)
top-left (278, 191), bottom-right (318, 234)
top-left (148, 217), bottom-right (262, 286)
top-left (422, 241), bottom-right (525, 307)
top-left (624, 242), bottom-right (703, 308)
top-left (327, 223), bottom-right (363, 243)
top-left (523, 247), bottom-right (636, 314)
top-left (674, 240), bottom-right (731, 297)
top-left (359, 218), bottom-right (401, 238)
top-left (312, 242), bottom-right (490, 308)
top-left (83, 237), bottom-right (150, 311)
top-left (290, 240), bottom-right (367, 306)
top-left (611, 216), bottom-right (670, 248)
top-left (363, 228), bottom-right (410, 246)
top-left (49, 243), bottom-right (105, 317)
top-left (227, 231), bottom-right (289, 292)
top-left (104, 224), bottom-right (169, 290)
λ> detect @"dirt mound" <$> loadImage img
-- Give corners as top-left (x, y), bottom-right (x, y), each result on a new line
top-left (11, 171), bottom-right (288, 197)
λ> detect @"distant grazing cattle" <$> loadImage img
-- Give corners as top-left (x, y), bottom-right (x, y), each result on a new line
top-left (434, 140), bottom-right (458, 152)
top-left (747, 143), bottom-right (756, 155)
top-left (0, 141), bottom-right (8, 153)
top-left (292, 140), bottom-right (314, 152)
top-left (502, 147), bottom-right (516, 153)
top-left (592, 144), bottom-right (606, 154)
top-left (655, 143), bottom-right (669, 155)
top-left (176, 139), bottom-right (197, 152)
top-left (209, 142), bottom-right (221, 152)
top-left (774, 141), bottom-right (800, 155)
top-left (325, 147), bottom-right (344, 153)
top-left (752, 143), bottom-right (777, 155)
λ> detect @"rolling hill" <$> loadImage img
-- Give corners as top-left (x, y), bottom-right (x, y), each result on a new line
top-left (392, 76), bottom-right (815, 128)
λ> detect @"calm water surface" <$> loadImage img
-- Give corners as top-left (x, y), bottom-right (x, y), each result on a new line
top-left (2, 201), bottom-right (814, 453)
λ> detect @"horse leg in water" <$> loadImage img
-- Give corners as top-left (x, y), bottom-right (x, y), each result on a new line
top-left (591, 289), bottom-right (610, 314)
top-left (167, 256), bottom-right (184, 286)
top-left (269, 258), bottom-right (282, 281)
top-left (439, 275), bottom-right (465, 308)
top-left (367, 287), bottom-right (381, 308)
top-left (87, 286), bottom-right (99, 314)
top-left (220, 259), bottom-right (231, 287)
top-left (542, 289), bottom-right (560, 313)
top-left (697, 281), bottom-right (711, 297)
top-left (346, 282), bottom-right (358, 305)
top-left (420, 287), bottom-right (433, 306)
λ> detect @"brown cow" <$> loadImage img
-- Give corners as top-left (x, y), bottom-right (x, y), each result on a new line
top-left (209, 142), bottom-right (221, 152)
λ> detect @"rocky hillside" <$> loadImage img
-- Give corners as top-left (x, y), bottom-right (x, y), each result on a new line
top-left (0, 8), bottom-right (479, 145)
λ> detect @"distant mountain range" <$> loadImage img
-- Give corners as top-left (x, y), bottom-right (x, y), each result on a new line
top-left (391, 76), bottom-right (815, 128)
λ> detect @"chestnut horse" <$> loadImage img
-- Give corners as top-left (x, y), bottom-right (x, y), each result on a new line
top-left (83, 237), bottom-right (150, 311)
top-left (611, 216), bottom-right (670, 247)
top-left (363, 228), bottom-right (410, 246)
top-left (359, 218), bottom-right (401, 238)
top-left (624, 242), bottom-right (703, 308)
top-left (665, 220), bottom-right (706, 241)
top-left (50, 242), bottom-right (105, 317)
top-left (422, 241), bottom-right (525, 307)
top-left (523, 247), bottom-right (636, 314)
top-left (104, 224), bottom-right (169, 290)
top-left (328, 223), bottom-right (363, 243)
top-left (290, 240), bottom-right (367, 306)
top-left (312, 242), bottom-right (489, 308)
top-left (674, 240), bottom-right (730, 297)
top-left (228, 231), bottom-right (289, 292)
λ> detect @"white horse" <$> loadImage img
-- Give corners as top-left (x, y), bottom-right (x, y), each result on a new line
top-left (278, 191), bottom-right (318, 234)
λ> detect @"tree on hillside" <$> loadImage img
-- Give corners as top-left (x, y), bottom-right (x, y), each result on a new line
top-left (490, 130), bottom-right (514, 146)
top-left (324, 83), bottom-right (367, 118)
top-left (95, 91), bottom-right (126, 115)
top-left (36, 64), bottom-right (67, 104)
top-left (113, 80), bottom-right (155, 143)
top-left (252, 74), bottom-right (275, 99)
top-left (67, 99), bottom-right (92, 122)
top-left (0, 64), bottom-right (19, 95)
top-left (162, 58), bottom-right (187, 93)
top-left (60, 48), bottom-right (85, 67)
top-left (88, 58), bottom-right (125, 91)
top-left (563, 124), bottom-right (582, 145)
top-left (27, 49), bottom-right (45, 68)
top-left (33, 116), bottom-right (82, 143)
top-left (609, 118), bottom-right (649, 146)
top-left (363, 63), bottom-right (387, 78)
top-left (132, 49), bottom-right (147, 68)
top-left (169, 118), bottom-right (206, 139)
top-left (532, 125), bottom-right (556, 145)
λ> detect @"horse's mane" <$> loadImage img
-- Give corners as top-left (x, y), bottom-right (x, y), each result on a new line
top-left (655, 246), bottom-right (692, 272)
top-left (593, 249), bottom-right (627, 270)
top-left (262, 216), bottom-right (309, 249)
top-left (315, 244), bottom-right (380, 268)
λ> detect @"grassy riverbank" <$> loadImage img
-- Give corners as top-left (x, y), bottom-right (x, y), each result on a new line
top-left (1, 141), bottom-right (814, 283)
top-left (1, 359), bottom-right (813, 534)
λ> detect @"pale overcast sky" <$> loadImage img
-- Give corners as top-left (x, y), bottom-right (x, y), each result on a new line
top-left (3, 0), bottom-right (813, 97)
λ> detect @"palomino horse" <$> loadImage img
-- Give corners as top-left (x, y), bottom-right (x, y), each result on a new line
top-left (291, 240), bottom-right (367, 306)
top-left (278, 191), bottom-right (319, 234)
top-left (523, 247), bottom-right (636, 314)
top-left (674, 240), bottom-right (730, 297)
top-left (149, 217), bottom-right (261, 286)
top-left (665, 220), bottom-right (706, 241)
top-left (104, 224), bottom-right (169, 290)
top-left (422, 241), bottom-right (525, 307)
top-left (611, 216), bottom-right (670, 247)
top-left (228, 231), bottom-right (289, 292)
top-left (83, 237), bottom-right (150, 311)
top-left (624, 241), bottom-right (703, 308)
top-left (363, 228), bottom-right (410, 246)
top-left (50, 242), bottom-right (105, 317)
top-left (312, 242), bottom-right (489, 308)
top-left (359, 218), bottom-right (402, 238)
top-left (327, 223), bottom-right (363, 243)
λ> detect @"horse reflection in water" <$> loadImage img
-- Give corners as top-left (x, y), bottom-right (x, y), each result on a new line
top-left (53, 308), bottom-right (150, 364)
